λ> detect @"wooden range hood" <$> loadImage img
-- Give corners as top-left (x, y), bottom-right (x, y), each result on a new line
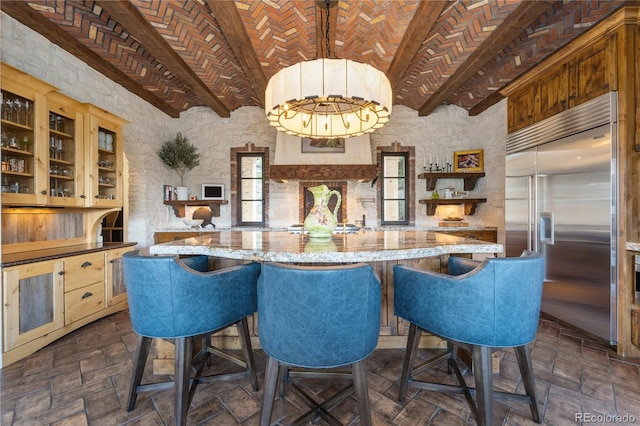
top-left (270, 164), bottom-right (377, 183)
top-left (271, 133), bottom-right (377, 182)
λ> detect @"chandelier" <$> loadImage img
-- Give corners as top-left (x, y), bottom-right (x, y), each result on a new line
top-left (264, 0), bottom-right (391, 139)
top-left (265, 58), bottom-right (392, 139)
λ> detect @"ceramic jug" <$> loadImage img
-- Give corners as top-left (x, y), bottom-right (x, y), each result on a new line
top-left (303, 184), bottom-right (341, 238)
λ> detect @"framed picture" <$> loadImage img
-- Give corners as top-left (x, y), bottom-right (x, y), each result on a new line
top-left (301, 137), bottom-right (345, 153)
top-left (453, 149), bottom-right (484, 172)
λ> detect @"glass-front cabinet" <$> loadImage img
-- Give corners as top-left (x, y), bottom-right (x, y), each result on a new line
top-left (84, 105), bottom-right (126, 208)
top-left (1, 64), bottom-right (126, 208)
top-left (47, 92), bottom-right (84, 207)
top-left (1, 67), bottom-right (54, 205)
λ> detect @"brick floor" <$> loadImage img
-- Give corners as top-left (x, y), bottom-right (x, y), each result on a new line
top-left (1, 311), bottom-right (639, 425)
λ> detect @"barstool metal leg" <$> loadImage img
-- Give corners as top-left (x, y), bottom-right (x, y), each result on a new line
top-left (352, 360), bottom-right (372, 426)
top-left (398, 322), bottom-right (422, 402)
top-left (260, 356), bottom-right (280, 426)
top-left (472, 345), bottom-right (494, 426)
top-left (127, 335), bottom-right (152, 411)
top-left (515, 344), bottom-right (540, 423)
top-left (236, 317), bottom-right (259, 391)
top-left (175, 336), bottom-right (192, 426)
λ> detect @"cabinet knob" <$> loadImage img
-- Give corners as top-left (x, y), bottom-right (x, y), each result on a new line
top-left (58, 271), bottom-right (65, 275)
top-left (41, 190), bottom-right (47, 195)
top-left (81, 292), bottom-right (93, 299)
top-left (81, 261), bottom-right (92, 268)
top-left (80, 194), bottom-right (86, 199)
top-left (568, 95), bottom-right (575, 100)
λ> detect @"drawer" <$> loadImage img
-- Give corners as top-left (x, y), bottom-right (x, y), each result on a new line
top-left (64, 281), bottom-right (105, 325)
top-left (65, 252), bottom-right (106, 292)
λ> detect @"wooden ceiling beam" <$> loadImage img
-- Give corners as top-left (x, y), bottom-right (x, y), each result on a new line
top-left (315, 0), bottom-right (339, 59)
top-left (97, 0), bottom-right (230, 118)
top-left (418, 0), bottom-right (555, 117)
top-left (204, 0), bottom-right (267, 107)
top-left (468, 92), bottom-right (505, 116)
top-left (0, 0), bottom-right (180, 118)
top-left (387, 0), bottom-right (448, 89)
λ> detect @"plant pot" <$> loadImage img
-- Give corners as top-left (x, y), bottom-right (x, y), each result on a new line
top-left (174, 186), bottom-right (191, 201)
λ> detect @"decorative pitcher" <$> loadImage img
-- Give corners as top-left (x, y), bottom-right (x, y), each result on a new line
top-left (303, 184), bottom-right (341, 239)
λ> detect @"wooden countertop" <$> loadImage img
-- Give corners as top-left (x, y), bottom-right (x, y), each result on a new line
top-left (2, 242), bottom-right (137, 267)
top-left (149, 230), bottom-right (502, 263)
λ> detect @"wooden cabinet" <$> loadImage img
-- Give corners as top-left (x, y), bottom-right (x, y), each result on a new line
top-left (569, 34), bottom-right (617, 108)
top-left (63, 252), bottom-right (106, 325)
top-left (2, 259), bottom-right (64, 352)
top-left (507, 85), bottom-right (536, 132)
top-left (84, 105), bottom-right (126, 207)
top-left (1, 63), bottom-right (127, 208)
top-left (537, 64), bottom-right (569, 122)
top-left (106, 246), bottom-right (132, 307)
top-left (1, 246), bottom-right (132, 366)
top-left (1, 65), bottom-right (53, 205)
top-left (47, 92), bottom-right (85, 207)
top-left (506, 32), bottom-right (617, 133)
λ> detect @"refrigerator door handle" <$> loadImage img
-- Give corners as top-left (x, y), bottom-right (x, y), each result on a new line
top-left (539, 212), bottom-right (554, 245)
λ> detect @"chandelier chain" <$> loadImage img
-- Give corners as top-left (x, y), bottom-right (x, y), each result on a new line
top-left (325, 0), bottom-right (331, 58)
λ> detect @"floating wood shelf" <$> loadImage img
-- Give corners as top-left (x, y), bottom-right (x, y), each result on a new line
top-left (418, 172), bottom-right (485, 191)
top-left (419, 198), bottom-right (487, 216)
top-left (164, 200), bottom-right (228, 218)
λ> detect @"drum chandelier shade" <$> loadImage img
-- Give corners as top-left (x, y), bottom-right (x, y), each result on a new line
top-left (265, 58), bottom-right (392, 139)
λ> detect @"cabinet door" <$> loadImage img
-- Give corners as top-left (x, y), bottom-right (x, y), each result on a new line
top-left (84, 105), bottom-right (127, 207)
top-left (2, 260), bottom-right (64, 351)
top-left (507, 85), bottom-right (536, 133)
top-left (569, 33), bottom-right (617, 108)
top-left (536, 63), bottom-right (569, 121)
top-left (106, 247), bottom-right (133, 306)
top-left (1, 68), bottom-right (52, 206)
top-left (47, 92), bottom-right (85, 207)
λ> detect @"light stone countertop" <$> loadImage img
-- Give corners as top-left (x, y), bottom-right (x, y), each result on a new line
top-left (626, 242), bottom-right (640, 252)
top-left (149, 230), bottom-right (503, 263)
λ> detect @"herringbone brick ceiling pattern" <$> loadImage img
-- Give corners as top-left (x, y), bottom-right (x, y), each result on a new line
top-left (5, 0), bottom-right (625, 118)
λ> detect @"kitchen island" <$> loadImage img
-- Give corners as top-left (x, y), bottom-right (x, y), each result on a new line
top-left (148, 230), bottom-right (502, 361)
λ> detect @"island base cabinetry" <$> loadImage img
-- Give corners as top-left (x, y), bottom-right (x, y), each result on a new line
top-left (1, 246), bottom-right (132, 367)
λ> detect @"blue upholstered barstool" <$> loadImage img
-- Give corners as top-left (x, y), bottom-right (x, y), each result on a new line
top-left (258, 262), bottom-right (381, 426)
top-left (394, 251), bottom-right (545, 426)
top-left (122, 251), bottom-right (261, 426)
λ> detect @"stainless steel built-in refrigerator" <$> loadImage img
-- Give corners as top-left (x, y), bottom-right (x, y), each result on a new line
top-left (505, 92), bottom-right (618, 344)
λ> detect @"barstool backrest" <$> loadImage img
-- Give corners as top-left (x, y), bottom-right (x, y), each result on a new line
top-left (258, 262), bottom-right (381, 368)
top-left (394, 251), bottom-right (544, 347)
top-left (123, 251), bottom-right (260, 339)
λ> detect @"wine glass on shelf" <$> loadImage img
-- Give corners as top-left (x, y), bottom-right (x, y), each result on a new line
top-left (23, 100), bottom-right (31, 127)
top-left (4, 98), bottom-right (14, 122)
top-left (13, 99), bottom-right (23, 125)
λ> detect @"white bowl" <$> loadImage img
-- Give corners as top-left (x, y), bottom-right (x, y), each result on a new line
top-left (183, 219), bottom-right (204, 228)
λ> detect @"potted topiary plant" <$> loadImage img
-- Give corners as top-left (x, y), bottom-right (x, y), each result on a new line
top-left (158, 132), bottom-right (200, 200)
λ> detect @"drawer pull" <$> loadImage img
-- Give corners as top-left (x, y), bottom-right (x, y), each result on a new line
top-left (82, 292), bottom-right (93, 299)
top-left (58, 271), bottom-right (65, 275)
top-left (81, 261), bottom-right (92, 268)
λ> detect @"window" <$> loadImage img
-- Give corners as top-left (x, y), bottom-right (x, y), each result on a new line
top-left (238, 153), bottom-right (264, 226)
top-left (381, 153), bottom-right (408, 225)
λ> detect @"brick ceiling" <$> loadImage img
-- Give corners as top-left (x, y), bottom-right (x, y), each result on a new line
top-left (1, 0), bottom-right (626, 119)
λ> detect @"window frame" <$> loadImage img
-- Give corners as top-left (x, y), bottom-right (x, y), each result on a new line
top-left (381, 152), bottom-right (409, 225)
top-left (236, 152), bottom-right (265, 227)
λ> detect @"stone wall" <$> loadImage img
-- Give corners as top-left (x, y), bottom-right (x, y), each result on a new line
top-left (1, 13), bottom-right (506, 248)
